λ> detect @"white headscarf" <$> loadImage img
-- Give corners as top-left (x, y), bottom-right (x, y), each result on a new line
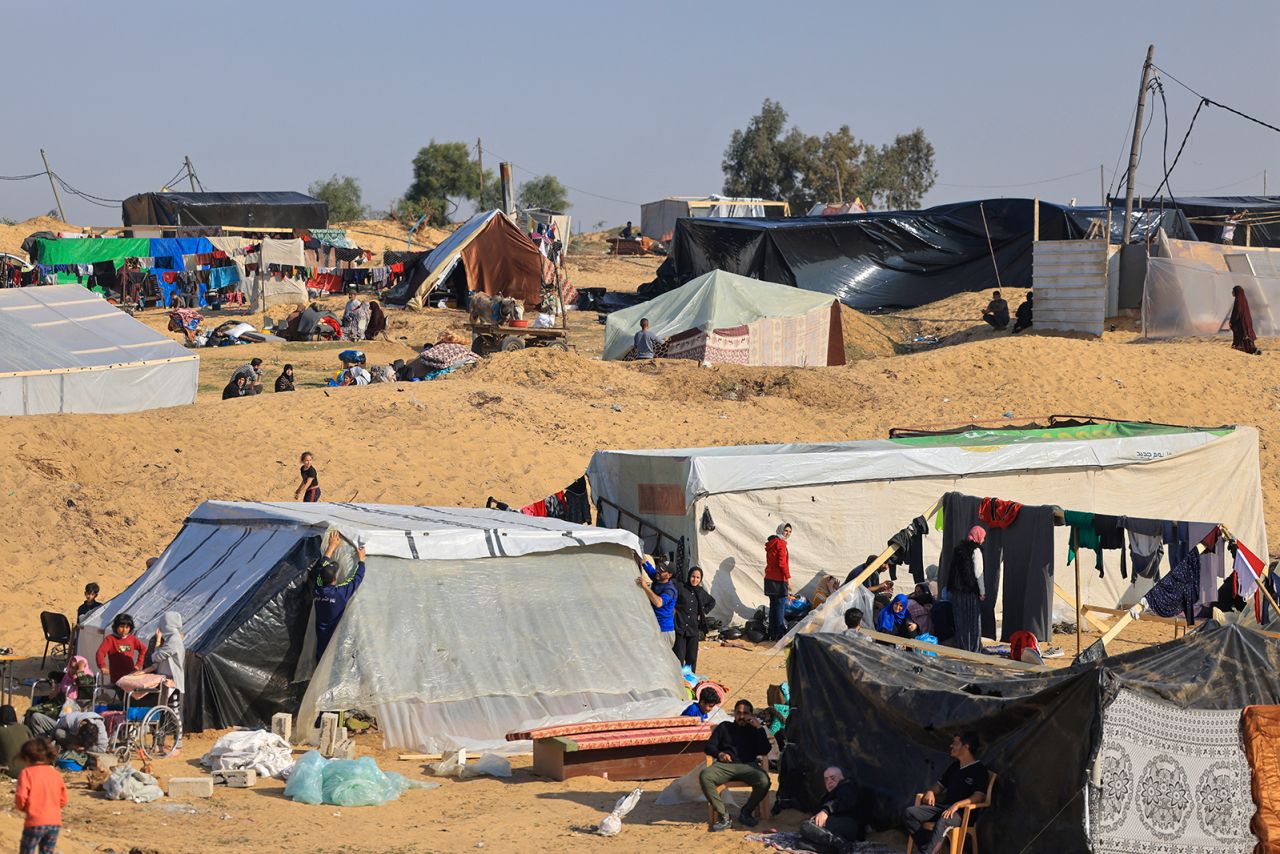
top-left (154, 611), bottom-right (186, 695)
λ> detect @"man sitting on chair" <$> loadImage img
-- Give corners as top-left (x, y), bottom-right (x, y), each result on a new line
top-left (903, 731), bottom-right (991, 854)
top-left (700, 699), bottom-right (772, 832)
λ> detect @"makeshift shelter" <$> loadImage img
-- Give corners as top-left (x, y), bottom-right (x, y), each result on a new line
top-left (522, 208), bottom-right (572, 254)
top-left (384, 210), bottom-right (544, 309)
top-left (781, 623), bottom-right (1272, 852)
top-left (0, 284), bottom-right (197, 415)
top-left (78, 502), bottom-right (688, 751)
top-left (585, 419), bottom-right (1265, 621)
top-left (654, 199), bottom-right (1190, 310)
top-left (602, 269), bottom-right (845, 365)
top-left (1122, 194), bottom-right (1280, 247)
top-left (640, 196), bottom-right (789, 242)
top-left (122, 191), bottom-right (328, 229)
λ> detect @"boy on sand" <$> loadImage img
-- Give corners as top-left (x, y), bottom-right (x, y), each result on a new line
top-left (76, 582), bottom-right (101, 625)
top-left (15, 737), bottom-right (66, 854)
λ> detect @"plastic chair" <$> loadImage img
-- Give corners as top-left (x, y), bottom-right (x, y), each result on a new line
top-left (703, 755), bottom-right (773, 827)
top-left (905, 772), bottom-right (997, 854)
top-left (39, 612), bottom-right (71, 668)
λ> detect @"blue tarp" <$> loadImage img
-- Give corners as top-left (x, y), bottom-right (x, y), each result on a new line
top-left (149, 238), bottom-right (214, 269)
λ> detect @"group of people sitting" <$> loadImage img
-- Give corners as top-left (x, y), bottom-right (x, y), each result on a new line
top-left (278, 295), bottom-right (388, 344)
top-left (223, 358), bottom-right (298, 398)
top-left (981, 290), bottom-right (1033, 334)
top-left (695, 694), bottom-right (992, 854)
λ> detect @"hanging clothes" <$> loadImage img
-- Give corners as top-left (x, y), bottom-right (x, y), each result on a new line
top-left (938, 493), bottom-right (999, 642)
top-left (1234, 541), bottom-right (1265, 601)
top-left (978, 497), bottom-right (1022, 529)
top-left (1064, 510), bottom-right (1104, 577)
top-left (1145, 528), bottom-right (1219, 625)
top-left (1188, 521), bottom-right (1226, 610)
top-left (1124, 517), bottom-right (1164, 580)
top-left (1093, 514), bottom-right (1127, 580)
top-left (1164, 521), bottom-right (1191, 575)
top-left (994, 503), bottom-right (1056, 642)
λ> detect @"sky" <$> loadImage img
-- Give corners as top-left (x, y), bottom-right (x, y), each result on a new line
top-left (3, 1), bottom-right (1277, 232)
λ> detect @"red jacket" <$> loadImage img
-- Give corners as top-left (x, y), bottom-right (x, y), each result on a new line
top-left (765, 535), bottom-right (790, 583)
top-left (95, 633), bottom-right (147, 684)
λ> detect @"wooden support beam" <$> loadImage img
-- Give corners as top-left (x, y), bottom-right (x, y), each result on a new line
top-left (1054, 583), bottom-right (1112, 634)
top-left (845, 498), bottom-right (943, 590)
top-left (861, 628), bottom-right (1050, 672)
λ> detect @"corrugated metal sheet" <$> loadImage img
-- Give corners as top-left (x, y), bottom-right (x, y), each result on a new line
top-left (1033, 240), bottom-right (1107, 336)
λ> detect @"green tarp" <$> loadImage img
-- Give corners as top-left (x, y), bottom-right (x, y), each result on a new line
top-left (890, 421), bottom-right (1232, 448)
top-left (36, 238), bottom-right (151, 266)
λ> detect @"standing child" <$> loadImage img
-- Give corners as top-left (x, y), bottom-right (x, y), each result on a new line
top-left (76, 583), bottom-right (101, 625)
top-left (15, 737), bottom-right (66, 854)
top-left (295, 452), bottom-right (320, 503)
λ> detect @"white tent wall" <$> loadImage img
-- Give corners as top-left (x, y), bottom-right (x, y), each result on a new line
top-left (588, 428), bottom-right (1266, 624)
top-left (1143, 256), bottom-right (1280, 337)
top-left (0, 358), bottom-right (199, 416)
top-left (297, 545), bottom-right (688, 753)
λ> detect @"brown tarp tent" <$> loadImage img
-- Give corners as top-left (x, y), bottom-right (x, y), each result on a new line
top-left (387, 210), bottom-right (545, 309)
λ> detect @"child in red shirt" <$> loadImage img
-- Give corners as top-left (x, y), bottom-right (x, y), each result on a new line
top-left (15, 737), bottom-right (66, 854)
top-left (94, 613), bottom-right (147, 684)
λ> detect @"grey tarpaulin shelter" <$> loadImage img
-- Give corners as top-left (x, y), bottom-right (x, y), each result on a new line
top-left (121, 191), bottom-right (328, 229)
top-left (0, 284), bottom-right (197, 415)
top-left (79, 502), bottom-right (688, 751)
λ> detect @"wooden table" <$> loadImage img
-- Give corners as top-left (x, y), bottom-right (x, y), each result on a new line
top-left (508, 717), bottom-right (711, 782)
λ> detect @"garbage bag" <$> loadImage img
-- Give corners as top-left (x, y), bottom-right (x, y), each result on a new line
top-left (103, 764), bottom-right (164, 803)
top-left (430, 749), bottom-right (467, 778)
top-left (598, 787), bottom-right (643, 836)
top-left (459, 753), bottom-right (511, 779)
top-left (283, 750), bottom-right (327, 805)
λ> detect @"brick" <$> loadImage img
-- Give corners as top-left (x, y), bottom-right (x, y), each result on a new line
top-left (168, 776), bottom-right (215, 798)
top-left (333, 739), bottom-right (356, 760)
top-left (318, 713), bottom-right (340, 755)
top-left (212, 769), bottom-right (257, 788)
top-left (271, 713), bottom-right (292, 742)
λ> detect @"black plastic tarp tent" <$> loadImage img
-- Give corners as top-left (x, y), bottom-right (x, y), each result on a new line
top-left (122, 191), bottom-right (328, 229)
top-left (779, 623), bottom-right (1278, 852)
top-left (1117, 195), bottom-right (1280, 247)
top-left (654, 199), bottom-right (1190, 310)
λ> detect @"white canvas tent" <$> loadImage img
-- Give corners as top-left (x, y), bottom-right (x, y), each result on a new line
top-left (602, 269), bottom-right (846, 366)
top-left (0, 284), bottom-right (197, 415)
top-left (80, 502), bottom-right (688, 752)
top-left (586, 422), bottom-right (1266, 621)
top-left (640, 196), bottom-right (789, 242)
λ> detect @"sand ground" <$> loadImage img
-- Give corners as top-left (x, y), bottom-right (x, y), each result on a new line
top-left (0, 222), bottom-right (1268, 851)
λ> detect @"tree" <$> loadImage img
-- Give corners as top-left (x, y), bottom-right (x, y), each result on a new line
top-left (518, 175), bottom-right (571, 212)
top-left (308, 174), bottom-right (367, 223)
top-left (722, 101), bottom-right (937, 212)
top-left (868, 129), bottom-right (937, 210)
top-left (403, 140), bottom-right (496, 226)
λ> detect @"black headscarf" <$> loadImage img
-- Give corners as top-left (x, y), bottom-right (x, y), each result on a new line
top-left (0, 705), bottom-right (17, 726)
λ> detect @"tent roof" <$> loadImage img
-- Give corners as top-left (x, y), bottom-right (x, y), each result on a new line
top-left (414, 209), bottom-right (500, 288)
top-left (0, 284), bottom-right (194, 376)
top-left (588, 422), bottom-right (1241, 499)
top-left (602, 269), bottom-right (837, 359)
top-left (121, 191), bottom-right (328, 228)
top-left (189, 501), bottom-right (643, 561)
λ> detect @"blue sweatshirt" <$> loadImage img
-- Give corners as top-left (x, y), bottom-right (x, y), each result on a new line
top-left (644, 563), bottom-right (677, 632)
top-left (313, 561), bottom-right (366, 656)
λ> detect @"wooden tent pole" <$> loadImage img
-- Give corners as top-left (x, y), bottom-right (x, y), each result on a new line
top-left (1073, 527), bottom-right (1082, 656)
top-left (846, 497), bottom-right (943, 590)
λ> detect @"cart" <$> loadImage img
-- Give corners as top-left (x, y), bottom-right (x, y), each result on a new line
top-left (470, 321), bottom-right (569, 355)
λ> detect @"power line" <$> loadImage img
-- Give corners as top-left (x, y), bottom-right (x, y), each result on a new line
top-left (935, 166), bottom-right (1098, 190)
top-left (480, 146), bottom-right (641, 207)
top-left (1151, 63), bottom-right (1280, 135)
top-left (0, 172), bottom-right (45, 181)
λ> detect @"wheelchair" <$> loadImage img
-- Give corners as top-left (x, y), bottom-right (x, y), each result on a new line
top-left (103, 682), bottom-right (182, 761)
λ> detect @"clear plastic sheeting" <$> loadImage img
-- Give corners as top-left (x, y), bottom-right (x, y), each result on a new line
top-left (0, 284), bottom-right (198, 415)
top-left (297, 546), bottom-right (689, 753)
top-left (1143, 256), bottom-right (1280, 338)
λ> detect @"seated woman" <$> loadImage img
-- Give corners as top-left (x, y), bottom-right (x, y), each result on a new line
top-left (906, 583), bottom-right (934, 636)
top-left (59, 657), bottom-right (94, 709)
top-left (222, 375), bottom-right (249, 400)
top-left (275, 364), bottom-right (296, 392)
top-left (116, 612), bottom-right (185, 700)
top-left (365, 301), bottom-right (387, 340)
top-left (875, 593), bottom-right (918, 638)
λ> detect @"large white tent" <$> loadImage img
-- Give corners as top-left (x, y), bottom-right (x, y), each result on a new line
top-left (639, 196), bottom-right (789, 242)
top-left (0, 284), bottom-right (197, 415)
top-left (80, 502), bottom-right (688, 751)
top-left (586, 421), bottom-right (1267, 621)
top-left (603, 269), bottom-right (846, 366)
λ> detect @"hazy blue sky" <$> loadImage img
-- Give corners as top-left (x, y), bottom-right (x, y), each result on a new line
top-left (4, 1), bottom-right (1277, 230)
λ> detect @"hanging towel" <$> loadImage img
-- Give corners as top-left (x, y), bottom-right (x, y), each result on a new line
top-left (1189, 521), bottom-right (1225, 609)
top-left (978, 497), bottom-right (1022, 529)
top-left (1234, 541), bottom-right (1265, 601)
top-left (260, 238), bottom-right (305, 267)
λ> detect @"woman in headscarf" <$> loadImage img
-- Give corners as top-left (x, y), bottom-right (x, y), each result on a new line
top-left (764, 523), bottom-right (793, 641)
top-left (342, 294), bottom-right (370, 341)
top-left (222, 374), bottom-right (248, 400)
top-left (365, 301), bottom-right (387, 340)
top-left (947, 526), bottom-right (987, 651)
top-left (1229, 285), bottom-right (1260, 354)
top-left (149, 612), bottom-right (186, 698)
top-left (275, 364), bottom-right (296, 392)
top-left (874, 593), bottom-right (917, 637)
top-left (673, 566), bottom-right (717, 671)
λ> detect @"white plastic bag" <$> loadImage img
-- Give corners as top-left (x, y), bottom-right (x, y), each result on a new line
top-left (103, 765), bottom-right (164, 803)
top-left (598, 787), bottom-right (643, 836)
top-left (654, 764), bottom-right (740, 808)
top-left (459, 753), bottom-right (511, 779)
top-left (430, 749), bottom-right (467, 778)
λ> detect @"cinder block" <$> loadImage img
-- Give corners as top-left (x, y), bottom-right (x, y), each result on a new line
top-left (333, 739), bottom-right (356, 760)
top-left (212, 769), bottom-right (257, 788)
top-left (168, 776), bottom-right (215, 798)
top-left (318, 713), bottom-right (340, 755)
top-left (271, 713), bottom-right (293, 742)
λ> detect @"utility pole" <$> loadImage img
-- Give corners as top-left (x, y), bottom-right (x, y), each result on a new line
top-left (1122, 45), bottom-right (1155, 245)
top-left (1100, 164), bottom-right (1105, 207)
top-left (184, 155), bottom-right (197, 191)
top-left (39, 149), bottom-right (66, 222)
top-left (1265, 169), bottom-right (1269, 195)
top-left (476, 138), bottom-right (485, 209)
top-left (835, 162), bottom-right (843, 204)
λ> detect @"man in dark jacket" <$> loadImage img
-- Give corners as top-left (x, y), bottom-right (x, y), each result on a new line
top-left (1012, 293), bottom-right (1033, 333)
top-left (700, 699), bottom-right (773, 831)
top-left (311, 530), bottom-right (367, 659)
top-left (982, 291), bottom-right (1009, 330)
top-left (799, 765), bottom-right (868, 850)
